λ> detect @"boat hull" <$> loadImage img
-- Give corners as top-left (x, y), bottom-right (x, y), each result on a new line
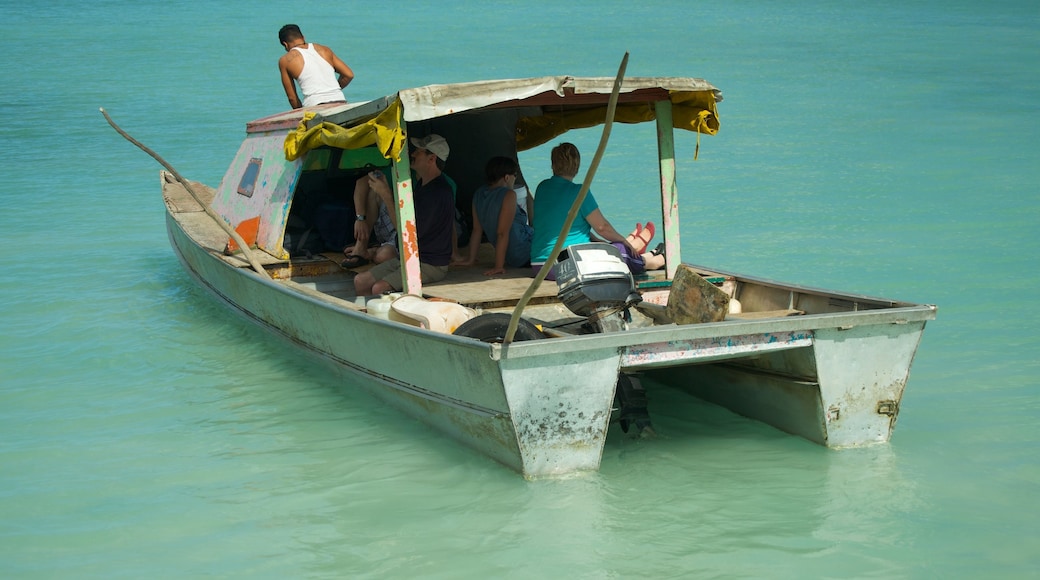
top-left (147, 74), bottom-right (936, 478)
top-left (166, 210), bottom-right (933, 479)
top-left (647, 320), bottom-right (925, 447)
top-left (166, 213), bottom-right (623, 477)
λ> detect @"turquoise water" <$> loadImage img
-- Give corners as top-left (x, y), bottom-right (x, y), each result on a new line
top-left (2, 1), bottom-right (1038, 577)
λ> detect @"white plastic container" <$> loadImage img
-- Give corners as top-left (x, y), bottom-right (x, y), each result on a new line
top-left (728, 298), bottom-right (743, 314)
top-left (366, 298), bottom-right (391, 319)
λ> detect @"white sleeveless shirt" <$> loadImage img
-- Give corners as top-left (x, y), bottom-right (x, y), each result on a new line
top-left (292, 44), bottom-right (344, 107)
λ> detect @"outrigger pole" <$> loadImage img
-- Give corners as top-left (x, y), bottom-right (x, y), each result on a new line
top-left (100, 107), bottom-right (271, 279)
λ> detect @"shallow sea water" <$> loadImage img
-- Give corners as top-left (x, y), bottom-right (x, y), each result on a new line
top-left (1, 1), bottom-right (1038, 577)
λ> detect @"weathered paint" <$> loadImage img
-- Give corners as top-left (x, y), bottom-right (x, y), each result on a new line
top-left (210, 131), bottom-right (301, 259)
top-left (169, 192), bottom-right (934, 474)
top-left (224, 215), bottom-right (260, 252)
top-left (501, 349), bottom-right (621, 478)
top-left (813, 323), bottom-right (926, 447)
top-left (649, 322), bottom-right (928, 449)
top-left (655, 99), bottom-right (681, 278)
top-left (622, 330), bottom-right (813, 368)
top-left (391, 121), bottom-right (423, 295)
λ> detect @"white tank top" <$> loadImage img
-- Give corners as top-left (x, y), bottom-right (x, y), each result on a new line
top-left (293, 44), bottom-right (344, 107)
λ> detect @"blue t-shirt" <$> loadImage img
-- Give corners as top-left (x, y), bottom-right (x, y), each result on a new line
top-left (530, 175), bottom-right (599, 263)
top-left (473, 185), bottom-right (533, 268)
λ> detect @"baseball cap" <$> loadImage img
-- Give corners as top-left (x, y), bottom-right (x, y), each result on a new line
top-left (410, 134), bottom-right (450, 161)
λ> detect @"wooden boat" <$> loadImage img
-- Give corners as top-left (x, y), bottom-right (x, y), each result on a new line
top-left (153, 74), bottom-right (935, 478)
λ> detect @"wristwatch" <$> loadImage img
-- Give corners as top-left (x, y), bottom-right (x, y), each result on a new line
top-left (356, 214), bottom-right (366, 221)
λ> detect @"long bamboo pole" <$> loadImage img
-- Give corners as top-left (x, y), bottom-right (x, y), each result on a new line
top-left (100, 107), bottom-right (270, 278)
top-left (502, 52), bottom-right (629, 347)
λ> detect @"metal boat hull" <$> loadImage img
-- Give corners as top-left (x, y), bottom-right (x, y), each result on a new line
top-left (167, 211), bottom-right (932, 478)
top-left (151, 74), bottom-right (935, 478)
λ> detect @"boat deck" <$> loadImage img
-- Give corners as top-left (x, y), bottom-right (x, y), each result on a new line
top-left (163, 172), bottom-right (671, 310)
top-left (281, 250), bottom-right (562, 307)
top-left (282, 247), bottom-right (673, 310)
top-left (165, 172), bottom-right (805, 322)
top-left (165, 178), bottom-right (816, 327)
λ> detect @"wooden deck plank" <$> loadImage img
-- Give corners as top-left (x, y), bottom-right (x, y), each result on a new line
top-left (434, 243), bottom-right (555, 306)
top-left (162, 172), bottom-right (214, 213)
top-left (424, 266), bottom-right (557, 307)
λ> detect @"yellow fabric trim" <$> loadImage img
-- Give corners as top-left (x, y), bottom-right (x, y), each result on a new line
top-left (670, 90), bottom-right (720, 160)
top-left (669, 89), bottom-right (720, 134)
top-left (515, 91), bottom-right (719, 153)
top-left (283, 99), bottom-right (406, 162)
top-left (516, 103), bottom-right (654, 151)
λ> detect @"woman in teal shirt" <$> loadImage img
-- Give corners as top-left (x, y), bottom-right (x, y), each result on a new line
top-left (530, 142), bottom-right (658, 280)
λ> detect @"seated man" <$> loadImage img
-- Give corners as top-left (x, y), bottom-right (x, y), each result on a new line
top-left (342, 172), bottom-right (398, 268)
top-left (353, 135), bottom-right (455, 295)
top-left (344, 166), bottom-right (460, 268)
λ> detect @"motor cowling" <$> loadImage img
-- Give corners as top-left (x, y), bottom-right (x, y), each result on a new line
top-left (555, 243), bottom-right (642, 319)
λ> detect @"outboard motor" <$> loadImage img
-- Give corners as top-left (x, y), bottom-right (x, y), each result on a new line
top-left (555, 242), bottom-right (642, 334)
top-left (555, 243), bottom-right (654, 436)
top-left (615, 373), bottom-right (654, 436)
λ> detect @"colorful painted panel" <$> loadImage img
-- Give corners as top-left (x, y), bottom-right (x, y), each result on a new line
top-left (211, 132), bottom-right (302, 259)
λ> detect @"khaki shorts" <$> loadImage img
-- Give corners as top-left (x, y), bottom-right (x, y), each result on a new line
top-left (367, 258), bottom-right (450, 291)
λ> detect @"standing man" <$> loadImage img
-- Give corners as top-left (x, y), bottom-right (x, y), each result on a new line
top-left (277, 24), bottom-right (354, 109)
top-left (354, 135), bottom-right (456, 296)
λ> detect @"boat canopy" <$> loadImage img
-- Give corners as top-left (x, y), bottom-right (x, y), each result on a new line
top-left (218, 75), bottom-right (722, 289)
top-left (278, 76), bottom-right (721, 162)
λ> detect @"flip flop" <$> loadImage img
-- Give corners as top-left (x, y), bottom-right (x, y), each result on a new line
top-left (340, 254), bottom-right (370, 269)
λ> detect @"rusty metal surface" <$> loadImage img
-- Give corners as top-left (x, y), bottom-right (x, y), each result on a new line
top-left (501, 350), bottom-right (621, 478)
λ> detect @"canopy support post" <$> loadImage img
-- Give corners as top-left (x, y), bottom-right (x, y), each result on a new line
top-left (392, 118), bottom-right (422, 295)
top-left (655, 99), bottom-right (681, 279)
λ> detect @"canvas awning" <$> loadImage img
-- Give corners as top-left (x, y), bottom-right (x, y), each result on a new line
top-left (280, 76), bottom-right (721, 161)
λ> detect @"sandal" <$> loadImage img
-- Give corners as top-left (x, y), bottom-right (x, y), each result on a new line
top-left (632, 221), bottom-right (655, 254)
top-left (340, 254), bottom-right (370, 269)
top-left (649, 242), bottom-right (665, 256)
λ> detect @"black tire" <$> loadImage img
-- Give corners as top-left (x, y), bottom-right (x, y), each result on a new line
top-left (453, 313), bottom-right (545, 343)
